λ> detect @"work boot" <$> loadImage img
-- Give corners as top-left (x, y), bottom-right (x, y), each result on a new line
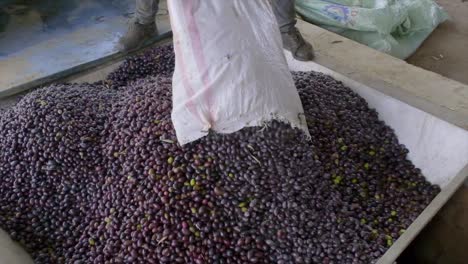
top-left (281, 27), bottom-right (314, 61)
top-left (118, 18), bottom-right (158, 52)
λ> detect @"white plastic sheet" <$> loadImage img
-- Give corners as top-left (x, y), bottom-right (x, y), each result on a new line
top-left (0, 229), bottom-right (33, 264)
top-left (169, 0), bottom-right (309, 145)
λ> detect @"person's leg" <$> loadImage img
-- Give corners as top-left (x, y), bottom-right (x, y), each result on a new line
top-left (118, 0), bottom-right (159, 52)
top-left (271, 0), bottom-right (314, 61)
top-left (271, 0), bottom-right (296, 33)
top-left (135, 0), bottom-right (159, 25)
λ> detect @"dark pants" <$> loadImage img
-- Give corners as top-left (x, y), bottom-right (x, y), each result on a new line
top-left (135, 0), bottom-right (296, 32)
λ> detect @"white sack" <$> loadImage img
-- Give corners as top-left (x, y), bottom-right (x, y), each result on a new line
top-left (169, 0), bottom-right (309, 145)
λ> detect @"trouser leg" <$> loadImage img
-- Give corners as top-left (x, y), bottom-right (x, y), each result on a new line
top-left (135, 0), bottom-right (159, 25)
top-left (271, 0), bottom-right (297, 33)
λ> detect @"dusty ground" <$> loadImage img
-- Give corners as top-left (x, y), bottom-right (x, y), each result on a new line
top-left (407, 0), bottom-right (468, 85)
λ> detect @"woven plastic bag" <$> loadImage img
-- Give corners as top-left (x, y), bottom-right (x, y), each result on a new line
top-left (296, 0), bottom-right (448, 59)
top-left (169, 0), bottom-right (309, 145)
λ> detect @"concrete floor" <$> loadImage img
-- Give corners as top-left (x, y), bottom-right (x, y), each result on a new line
top-left (0, 1), bottom-right (133, 56)
top-left (0, 0), bottom-right (171, 97)
top-left (407, 0), bottom-right (468, 85)
top-left (0, 0), bottom-right (132, 95)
